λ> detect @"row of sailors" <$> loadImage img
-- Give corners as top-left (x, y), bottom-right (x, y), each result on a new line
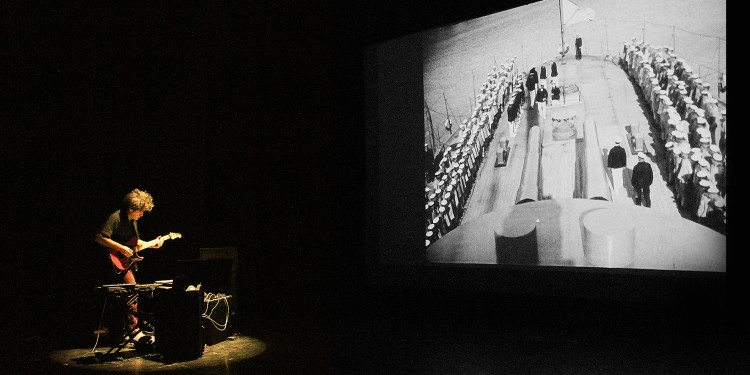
top-left (623, 40), bottom-right (725, 154)
top-left (425, 57), bottom-right (518, 246)
top-left (622, 39), bottom-right (726, 225)
top-left (665, 140), bottom-right (726, 225)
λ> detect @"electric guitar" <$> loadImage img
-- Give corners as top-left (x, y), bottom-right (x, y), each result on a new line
top-left (109, 232), bottom-right (182, 271)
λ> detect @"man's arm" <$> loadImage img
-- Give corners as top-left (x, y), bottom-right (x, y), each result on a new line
top-left (138, 237), bottom-right (164, 249)
top-left (94, 233), bottom-right (134, 257)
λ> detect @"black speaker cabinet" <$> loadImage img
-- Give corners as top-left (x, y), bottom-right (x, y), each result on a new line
top-left (154, 287), bottom-right (204, 361)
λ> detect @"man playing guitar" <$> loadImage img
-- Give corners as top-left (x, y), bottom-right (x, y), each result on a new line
top-left (94, 188), bottom-right (163, 341)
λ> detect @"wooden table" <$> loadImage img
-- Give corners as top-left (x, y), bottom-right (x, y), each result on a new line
top-left (426, 198), bottom-right (725, 272)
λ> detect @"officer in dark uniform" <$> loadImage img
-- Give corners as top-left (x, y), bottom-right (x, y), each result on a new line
top-left (631, 152), bottom-right (654, 207)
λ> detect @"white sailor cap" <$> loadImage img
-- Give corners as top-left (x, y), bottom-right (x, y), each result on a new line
top-left (693, 78), bottom-right (702, 84)
top-left (698, 158), bottom-right (709, 167)
top-left (683, 97), bottom-right (693, 104)
top-left (672, 147), bottom-right (681, 156)
top-left (696, 170), bottom-right (709, 178)
top-left (683, 65), bottom-right (693, 72)
top-left (689, 104), bottom-right (699, 111)
top-left (691, 153), bottom-right (701, 162)
top-left (721, 110), bottom-right (726, 116)
top-left (614, 136), bottom-right (622, 144)
top-left (679, 119), bottom-right (691, 128)
top-left (676, 58), bottom-right (685, 63)
top-left (694, 108), bottom-right (705, 115)
top-left (679, 88), bottom-right (688, 94)
top-left (703, 83), bottom-right (711, 88)
top-left (713, 153), bottom-right (723, 162)
top-left (677, 81), bottom-right (686, 86)
top-left (691, 147), bottom-right (701, 154)
top-left (667, 118), bottom-right (680, 125)
top-left (637, 152), bottom-right (646, 159)
top-left (710, 144), bottom-right (720, 153)
top-left (667, 69), bottom-right (674, 75)
top-left (670, 130), bottom-right (682, 137)
top-left (708, 185), bottom-right (720, 194)
top-left (701, 90), bottom-right (710, 95)
top-left (696, 117), bottom-right (707, 124)
top-left (699, 179), bottom-right (710, 188)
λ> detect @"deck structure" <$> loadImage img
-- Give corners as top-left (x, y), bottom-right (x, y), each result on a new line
top-left (461, 56), bottom-right (684, 225)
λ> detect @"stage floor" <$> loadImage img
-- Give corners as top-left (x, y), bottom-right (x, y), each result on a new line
top-left (44, 334), bottom-right (265, 374)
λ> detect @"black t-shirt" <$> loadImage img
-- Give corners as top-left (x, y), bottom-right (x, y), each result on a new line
top-left (631, 161), bottom-right (654, 188)
top-left (99, 209), bottom-right (138, 245)
top-left (535, 88), bottom-right (548, 102)
top-left (551, 86), bottom-right (561, 100)
top-left (607, 146), bottom-right (627, 168)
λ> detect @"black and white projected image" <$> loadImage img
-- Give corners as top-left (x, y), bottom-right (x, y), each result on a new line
top-left (423, 0), bottom-right (726, 272)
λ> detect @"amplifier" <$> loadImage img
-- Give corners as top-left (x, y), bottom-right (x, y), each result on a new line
top-left (154, 287), bottom-right (204, 361)
top-left (202, 294), bottom-right (235, 346)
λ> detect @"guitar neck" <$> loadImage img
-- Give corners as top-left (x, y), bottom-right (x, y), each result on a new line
top-left (137, 233), bottom-right (178, 252)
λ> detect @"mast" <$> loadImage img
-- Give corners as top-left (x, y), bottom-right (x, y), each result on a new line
top-left (443, 92), bottom-right (452, 134)
top-left (425, 100), bottom-right (437, 156)
top-left (559, 0), bottom-right (565, 58)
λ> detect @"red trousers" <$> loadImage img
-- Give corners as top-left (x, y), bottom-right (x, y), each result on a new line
top-left (122, 269), bottom-right (138, 333)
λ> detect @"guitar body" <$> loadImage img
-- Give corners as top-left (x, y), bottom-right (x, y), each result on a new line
top-left (108, 232), bottom-right (182, 271)
top-left (109, 237), bottom-right (141, 271)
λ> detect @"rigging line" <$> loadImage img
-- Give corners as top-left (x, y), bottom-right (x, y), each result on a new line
top-left (654, 22), bottom-right (726, 41)
top-left (446, 99), bottom-right (459, 125)
top-left (429, 107), bottom-right (471, 119)
top-left (601, 17), bottom-right (726, 42)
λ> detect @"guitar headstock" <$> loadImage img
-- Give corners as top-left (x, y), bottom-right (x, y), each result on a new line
top-left (166, 232), bottom-right (182, 240)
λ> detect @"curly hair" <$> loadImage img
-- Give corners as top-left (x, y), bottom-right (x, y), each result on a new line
top-left (123, 188), bottom-right (155, 212)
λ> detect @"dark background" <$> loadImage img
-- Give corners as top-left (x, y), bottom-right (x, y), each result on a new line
top-left (3, 0), bottom-right (744, 373)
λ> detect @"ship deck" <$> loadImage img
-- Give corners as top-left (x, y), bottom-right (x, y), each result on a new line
top-left (461, 56), bottom-right (688, 225)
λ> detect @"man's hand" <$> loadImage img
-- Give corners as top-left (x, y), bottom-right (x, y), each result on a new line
top-left (153, 236), bottom-right (164, 248)
top-left (121, 247), bottom-right (134, 257)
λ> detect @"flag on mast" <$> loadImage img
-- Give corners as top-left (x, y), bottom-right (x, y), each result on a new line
top-left (561, 0), bottom-right (595, 26)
